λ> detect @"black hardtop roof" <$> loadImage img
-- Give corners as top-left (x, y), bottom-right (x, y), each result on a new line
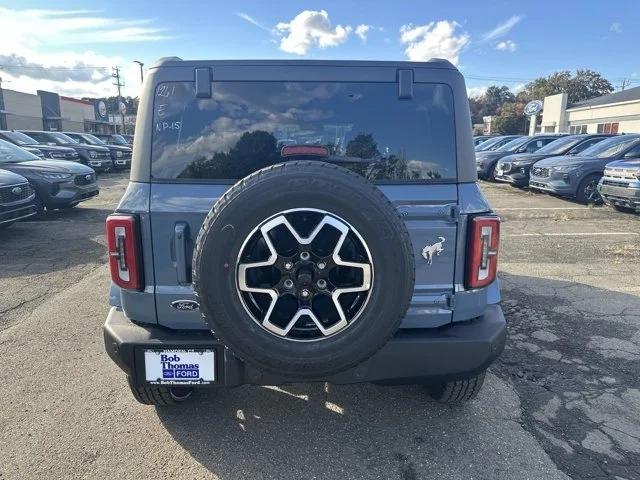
top-left (149, 57), bottom-right (457, 70)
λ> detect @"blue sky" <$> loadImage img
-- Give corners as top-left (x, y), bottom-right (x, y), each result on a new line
top-left (0, 1), bottom-right (638, 98)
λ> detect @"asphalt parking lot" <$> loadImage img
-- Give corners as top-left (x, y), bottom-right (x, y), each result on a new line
top-left (1, 173), bottom-right (639, 480)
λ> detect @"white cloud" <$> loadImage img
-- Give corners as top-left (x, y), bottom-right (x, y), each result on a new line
top-left (355, 24), bottom-right (371, 42)
top-left (496, 40), bottom-right (517, 52)
top-left (482, 15), bottom-right (523, 42)
top-left (610, 22), bottom-right (623, 33)
top-left (0, 8), bottom-right (170, 97)
top-left (399, 21), bottom-right (469, 65)
top-left (467, 86), bottom-right (488, 98)
top-left (276, 10), bottom-right (352, 55)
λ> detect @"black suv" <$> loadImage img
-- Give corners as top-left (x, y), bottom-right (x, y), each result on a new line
top-left (0, 130), bottom-right (78, 161)
top-left (0, 168), bottom-right (37, 228)
top-left (64, 132), bottom-right (132, 170)
top-left (0, 138), bottom-right (99, 212)
top-left (19, 130), bottom-right (112, 172)
top-left (103, 59), bottom-right (506, 407)
top-left (476, 135), bottom-right (565, 180)
top-left (474, 135), bottom-right (522, 152)
top-left (495, 134), bottom-right (612, 187)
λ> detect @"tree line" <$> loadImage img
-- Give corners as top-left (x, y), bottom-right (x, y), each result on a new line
top-left (469, 70), bottom-right (614, 135)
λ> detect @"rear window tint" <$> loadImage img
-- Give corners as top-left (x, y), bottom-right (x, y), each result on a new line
top-left (151, 81), bottom-right (456, 182)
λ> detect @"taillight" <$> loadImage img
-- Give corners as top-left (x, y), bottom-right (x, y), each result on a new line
top-left (466, 215), bottom-right (500, 289)
top-left (106, 215), bottom-right (143, 290)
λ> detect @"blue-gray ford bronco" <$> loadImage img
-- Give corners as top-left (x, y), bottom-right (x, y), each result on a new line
top-left (103, 59), bottom-right (506, 406)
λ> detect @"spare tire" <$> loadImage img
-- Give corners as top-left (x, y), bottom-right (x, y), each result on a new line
top-left (193, 161), bottom-right (414, 378)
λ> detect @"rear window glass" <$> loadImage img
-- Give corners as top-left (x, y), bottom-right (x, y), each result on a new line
top-left (151, 81), bottom-right (456, 182)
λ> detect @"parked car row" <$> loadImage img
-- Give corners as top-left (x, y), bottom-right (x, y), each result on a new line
top-left (0, 130), bottom-right (133, 173)
top-left (474, 134), bottom-right (640, 212)
top-left (0, 139), bottom-right (100, 229)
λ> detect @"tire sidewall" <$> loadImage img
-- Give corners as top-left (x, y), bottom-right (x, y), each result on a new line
top-left (577, 174), bottom-right (602, 204)
top-left (195, 164), bottom-right (414, 378)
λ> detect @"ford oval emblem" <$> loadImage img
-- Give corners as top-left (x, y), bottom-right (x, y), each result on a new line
top-left (524, 100), bottom-right (543, 116)
top-left (171, 300), bottom-right (200, 311)
top-left (11, 186), bottom-right (23, 195)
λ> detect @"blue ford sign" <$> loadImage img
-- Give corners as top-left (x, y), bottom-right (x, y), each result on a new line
top-left (524, 100), bottom-right (543, 116)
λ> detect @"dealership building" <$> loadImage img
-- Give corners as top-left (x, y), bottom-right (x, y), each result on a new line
top-left (540, 86), bottom-right (640, 134)
top-left (0, 87), bottom-right (127, 134)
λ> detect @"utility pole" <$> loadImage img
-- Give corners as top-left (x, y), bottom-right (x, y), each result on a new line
top-left (133, 60), bottom-right (144, 84)
top-left (112, 66), bottom-right (126, 134)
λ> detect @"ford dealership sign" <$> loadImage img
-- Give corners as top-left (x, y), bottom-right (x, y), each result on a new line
top-left (524, 100), bottom-right (543, 116)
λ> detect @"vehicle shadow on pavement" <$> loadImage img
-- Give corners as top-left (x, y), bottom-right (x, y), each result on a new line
top-left (0, 206), bottom-right (111, 279)
top-left (495, 272), bottom-right (640, 480)
top-left (155, 373), bottom-right (565, 480)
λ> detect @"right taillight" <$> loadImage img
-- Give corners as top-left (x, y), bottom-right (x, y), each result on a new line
top-left (106, 214), bottom-right (143, 291)
top-left (466, 215), bottom-right (501, 289)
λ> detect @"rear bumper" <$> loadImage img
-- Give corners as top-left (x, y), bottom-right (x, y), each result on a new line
top-left (104, 304), bottom-right (507, 387)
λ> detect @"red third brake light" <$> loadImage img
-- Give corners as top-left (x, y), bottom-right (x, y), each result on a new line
top-left (466, 215), bottom-right (501, 289)
top-left (106, 215), bottom-right (143, 291)
top-left (281, 145), bottom-right (329, 157)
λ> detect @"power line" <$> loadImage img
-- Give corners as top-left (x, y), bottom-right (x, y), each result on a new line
top-left (0, 64), bottom-right (110, 71)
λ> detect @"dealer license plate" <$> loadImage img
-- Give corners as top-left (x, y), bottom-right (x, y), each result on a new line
top-left (144, 349), bottom-right (215, 385)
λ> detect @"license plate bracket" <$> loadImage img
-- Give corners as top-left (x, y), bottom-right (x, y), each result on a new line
top-left (144, 349), bottom-right (216, 385)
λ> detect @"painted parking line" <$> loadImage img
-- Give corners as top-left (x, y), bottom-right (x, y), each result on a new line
top-left (506, 232), bottom-right (639, 237)
top-left (497, 207), bottom-right (589, 211)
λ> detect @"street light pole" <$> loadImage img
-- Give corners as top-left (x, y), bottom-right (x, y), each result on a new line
top-left (133, 61), bottom-right (144, 84)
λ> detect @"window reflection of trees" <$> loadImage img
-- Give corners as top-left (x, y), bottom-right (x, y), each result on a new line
top-left (178, 130), bottom-right (442, 181)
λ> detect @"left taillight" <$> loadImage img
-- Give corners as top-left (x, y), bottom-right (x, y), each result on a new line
top-left (465, 215), bottom-right (501, 289)
top-left (106, 214), bottom-right (143, 291)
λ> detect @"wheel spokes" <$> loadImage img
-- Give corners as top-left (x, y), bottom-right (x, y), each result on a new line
top-left (237, 210), bottom-right (373, 340)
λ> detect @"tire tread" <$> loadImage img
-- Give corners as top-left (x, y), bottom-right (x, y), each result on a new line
top-left (430, 371), bottom-right (486, 403)
top-left (127, 377), bottom-right (176, 406)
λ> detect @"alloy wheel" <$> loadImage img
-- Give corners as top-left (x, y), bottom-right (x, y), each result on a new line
top-left (236, 208), bottom-right (373, 341)
top-left (583, 179), bottom-right (601, 203)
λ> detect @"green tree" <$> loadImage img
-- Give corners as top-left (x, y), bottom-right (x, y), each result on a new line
top-left (346, 133), bottom-right (379, 159)
top-left (468, 96), bottom-right (484, 124)
top-left (491, 102), bottom-right (526, 135)
top-left (520, 70), bottom-right (612, 104)
top-left (482, 86), bottom-right (515, 116)
top-left (568, 69), bottom-right (614, 103)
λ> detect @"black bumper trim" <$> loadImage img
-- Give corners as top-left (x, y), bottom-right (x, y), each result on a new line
top-left (0, 204), bottom-right (37, 224)
top-left (104, 304), bottom-right (507, 386)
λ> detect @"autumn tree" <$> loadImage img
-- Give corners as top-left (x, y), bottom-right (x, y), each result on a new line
top-left (518, 69), bottom-right (613, 104)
